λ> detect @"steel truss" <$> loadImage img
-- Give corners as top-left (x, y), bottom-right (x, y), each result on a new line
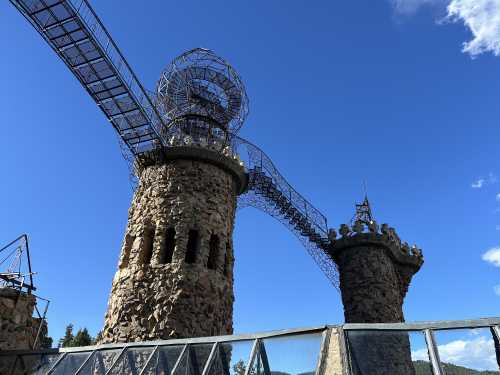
top-left (8, 0), bottom-right (167, 156)
top-left (231, 137), bottom-right (338, 289)
top-left (0, 234), bottom-right (35, 292)
top-left (8, 0), bottom-right (338, 289)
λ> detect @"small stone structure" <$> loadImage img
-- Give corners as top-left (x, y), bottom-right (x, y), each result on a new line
top-left (0, 287), bottom-right (44, 350)
top-left (330, 221), bottom-right (423, 323)
top-left (100, 146), bottom-right (247, 343)
top-left (329, 218), bottom-right (423, 375)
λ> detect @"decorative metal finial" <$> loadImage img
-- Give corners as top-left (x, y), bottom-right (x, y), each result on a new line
top-left (351, 193), bottom-right (374, 227)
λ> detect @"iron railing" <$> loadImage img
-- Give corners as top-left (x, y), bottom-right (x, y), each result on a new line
top-left (2, 318), bottom-right (499, 375)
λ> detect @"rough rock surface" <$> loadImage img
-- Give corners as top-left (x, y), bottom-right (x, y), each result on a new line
top-left (100, 154), bottom-right (241, 343)
top-left (331, 230), bottom-right (423, 323)
top-left (0, 287), bottom-right (43, 350)
top-left (322, 328), bottom-right (345, 375)
top-left (331, 225), bottom-right (423, 375)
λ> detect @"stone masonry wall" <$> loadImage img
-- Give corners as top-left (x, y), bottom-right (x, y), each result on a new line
top-left (336, 244), bottom-right (405, 323)
top-left (100, 155), bottom-right (240, 343)
top-left (331, 225), bottom-right (423, 323)
top-left (0, 288), bottom-right (42, 350)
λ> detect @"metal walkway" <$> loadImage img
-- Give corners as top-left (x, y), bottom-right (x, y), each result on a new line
top-left (233, 137), bottom-right (338, 289)
top-left (8, 0), bottom-right (339, 289)
top-left (248, 167), bottom-right (330, 251)
top-left (9, 0), bottom-right (166, 155)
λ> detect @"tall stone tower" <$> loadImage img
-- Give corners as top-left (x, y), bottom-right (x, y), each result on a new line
top-left (329, 198), bottom-right (423, 375)
top-left (101, 49), bottom-right (249, 343)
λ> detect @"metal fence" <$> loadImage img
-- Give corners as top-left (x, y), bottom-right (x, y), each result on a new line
top-left (2, 318), bottom-right (499, 375)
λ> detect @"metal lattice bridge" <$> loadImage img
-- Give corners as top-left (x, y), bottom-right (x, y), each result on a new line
top-left (7, 0), bottom-right (338, 288)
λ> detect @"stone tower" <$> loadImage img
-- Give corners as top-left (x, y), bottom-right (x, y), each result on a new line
top-left (330, 218), bottom-right (423, 323)
top-left (329, 199), bottom-right (424, 375)
top-left (100, 147), bottom-right (246, 343)
top-left (101, 48), bottom-right (250, 343)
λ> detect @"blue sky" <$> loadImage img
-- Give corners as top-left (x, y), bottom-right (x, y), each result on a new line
top-left (1, 0), bottom-right (499, 349)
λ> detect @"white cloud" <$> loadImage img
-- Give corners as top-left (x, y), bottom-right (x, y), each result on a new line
top-left (496, 193), bottom-right (500, 201)
top-left (471, 173), bottom-right (497, 188)
top-left (482, 247), bottom-right (500, 267)
top-left (412, 336), bottom-right (498, 371)
top-left (471, 178), bottom-right (485, 188)
top-left (391, 0), bottom-right (500, 57)
top-left (447, 0), bottom-right (500, 57)
top-left (494, 284), bottom-right (500, 295)
top-left (412, 347), bottom-right (430, 361)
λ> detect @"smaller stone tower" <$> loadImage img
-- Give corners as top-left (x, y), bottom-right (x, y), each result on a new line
top-left (329, 198), bottom-right (423, 375)
top-left (0, 288), bottom-right (42, 350)
top-left (329, 197), bottom-right (423, 323)
top-left (0, 235), bottom-right (47, 352)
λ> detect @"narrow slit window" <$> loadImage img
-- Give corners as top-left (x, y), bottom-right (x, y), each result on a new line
top-left (224, 242), bottom-right (231, 276)
top-left (185, 229), bottom-right (199, 264)
top-left (207, 234), bottom-right (220, 270)
top-left (162, 228), bottom-right (176, 264)
top-left (142, 228), bottom-right (155, 265)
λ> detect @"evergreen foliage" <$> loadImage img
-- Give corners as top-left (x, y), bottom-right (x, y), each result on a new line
top-left (72, 328), bottom-right (93, 347)
top-left (58, 324), bottom-right (74, 348)
top-left (57, 323), bottom-right (95, 347)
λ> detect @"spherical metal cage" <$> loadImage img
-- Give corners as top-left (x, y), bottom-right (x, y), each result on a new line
top-left (156, 48), bottom-right (249, 135)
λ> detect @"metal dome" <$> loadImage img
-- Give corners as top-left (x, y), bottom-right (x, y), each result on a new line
top-left (156, 48), bottom-right (249, 136)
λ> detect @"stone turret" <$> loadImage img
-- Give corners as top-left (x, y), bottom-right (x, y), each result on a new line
top-left (330, 219), bottom-right (423, 323)
top-left (100, 144), bottom-right (247, 343)
top-left (329, 201), bottom-right (423, 375)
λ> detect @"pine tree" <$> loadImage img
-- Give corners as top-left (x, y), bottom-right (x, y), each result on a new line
top-left (93, 330), bottom-right (103, 344)
top-left (72, 328), bottom-right (93, 347)
top-left (58, 324), bottom-right (74, 348)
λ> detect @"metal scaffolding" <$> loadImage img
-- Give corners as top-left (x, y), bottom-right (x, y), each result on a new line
top-left (8, 0), bottom-right (338, 289)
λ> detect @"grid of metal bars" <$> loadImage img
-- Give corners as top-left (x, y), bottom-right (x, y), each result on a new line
top-left (232, 136), bottom-right (338, 289)
top-left (1, 328), bottom-right (327, 375)
top-left (8, 0), bottom-right (167, 155)
top-left (8, 0), bottom-right (339, 290)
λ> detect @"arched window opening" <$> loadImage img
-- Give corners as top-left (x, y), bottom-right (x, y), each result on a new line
top-left (119, 234), bottom-right (134, 268)
top-left (207, 234), bottom-right (220, 270)
top-left (142, 228), bottom-right (155, 265)
top-left (161, 228), bottom-right (176, 264)
top-left (185, 229), bottom-right (199, 264)
top-left (224, 242), bottom-right (231, 276)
